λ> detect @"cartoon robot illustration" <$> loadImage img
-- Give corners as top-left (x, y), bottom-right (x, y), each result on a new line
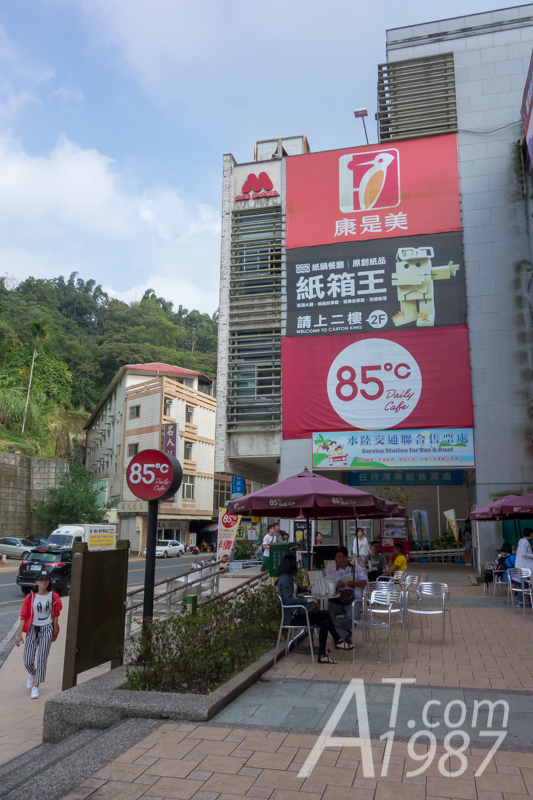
top-left (391, 246), bottom-right (460, 328)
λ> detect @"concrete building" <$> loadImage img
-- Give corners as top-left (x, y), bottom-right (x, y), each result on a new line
top-left (216, 6), bottom-right (533, 564)
top-left (85, 363), bottom-right (216, 553)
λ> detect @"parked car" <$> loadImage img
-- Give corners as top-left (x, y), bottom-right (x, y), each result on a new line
top-left (26, 536), bottom-right (49, 547)
top-left (0, 537), bottom-right (36, 560)
top-left (143, 540), bottom-right (185, 559)
top-left (16, 547), bottom-right (72, 596)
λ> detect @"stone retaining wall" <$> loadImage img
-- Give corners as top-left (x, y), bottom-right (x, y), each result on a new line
top-left (0, 452), bottom-right (68, 538)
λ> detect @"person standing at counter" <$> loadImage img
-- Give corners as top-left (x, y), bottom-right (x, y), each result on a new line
top-left (352, 527), bottom-right (369, 558)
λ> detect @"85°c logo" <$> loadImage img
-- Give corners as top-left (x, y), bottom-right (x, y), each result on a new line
top-left (126, 449), bottom-right (183, 502)
top-left (326, 338), bottom-right (422, 430)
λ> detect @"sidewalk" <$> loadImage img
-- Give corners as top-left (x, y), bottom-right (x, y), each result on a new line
top-left (3, 566), bottom-right (533, 799)
top-left (57, 719), bottom-right (533, 800)
top-left (0, 598), bottom-right (108, 767)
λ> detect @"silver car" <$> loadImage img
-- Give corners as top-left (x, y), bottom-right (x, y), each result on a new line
top-left (0, 537), bottom-right (36, 560)
top-left (143, 540), bottom-right (185, 559)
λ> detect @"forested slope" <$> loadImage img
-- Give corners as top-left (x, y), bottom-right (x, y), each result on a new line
top-left (0, 273), bottom-right (218, 455)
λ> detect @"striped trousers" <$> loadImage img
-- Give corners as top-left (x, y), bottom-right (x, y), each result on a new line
top-left (23, 624), bottom-right (53, 684)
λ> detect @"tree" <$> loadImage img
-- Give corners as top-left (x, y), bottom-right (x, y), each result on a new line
top-left (34, 460), bottom-right (107, 530)
top-left (22, 319), bottom-right (49, 433)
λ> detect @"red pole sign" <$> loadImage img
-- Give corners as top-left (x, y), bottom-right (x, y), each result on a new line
top-left (125, 449), bottom-right (183, 628)
top-left (126, 449), bottom-right (183, 502)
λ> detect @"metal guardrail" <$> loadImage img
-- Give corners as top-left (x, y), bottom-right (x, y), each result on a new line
top-left (203, 570), bottom-right (270, 605)
top-left (410, 548), bottom-right (464, 563)
top-left (228, 559), bottom-right (262, 571)
top-left (125, 558), bottom-right (224, 637)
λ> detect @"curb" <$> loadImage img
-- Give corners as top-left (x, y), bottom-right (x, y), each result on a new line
top-left (43, 645), bottom-right (281, 743)
top-left (0, 620), bottom-right (19, 669)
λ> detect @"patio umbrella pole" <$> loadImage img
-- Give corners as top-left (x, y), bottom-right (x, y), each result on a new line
top-left (306, 512), bottom-right (311, 572)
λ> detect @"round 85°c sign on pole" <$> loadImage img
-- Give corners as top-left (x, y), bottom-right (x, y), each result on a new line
top-left (126, 449), bottom-right (183, 502)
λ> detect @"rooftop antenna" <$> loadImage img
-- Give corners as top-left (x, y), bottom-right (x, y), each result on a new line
top-left (354, 108), bottom-right (369, 145)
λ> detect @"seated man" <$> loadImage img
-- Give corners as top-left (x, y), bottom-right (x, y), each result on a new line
top-left (367, 541), bottom-right (387, 582)
top-left (382, 543), bottom-right (407, 577)
top-left (328, 546), bottom-right (367, 648)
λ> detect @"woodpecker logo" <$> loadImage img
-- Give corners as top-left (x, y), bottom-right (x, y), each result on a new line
top-left (236, 171), bottom-right (280, 201)
top-left (339, 148), bottom-right (400, 213)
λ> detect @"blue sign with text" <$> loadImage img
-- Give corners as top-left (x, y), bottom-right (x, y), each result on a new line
top-left (231, 476), bottom-right (245, 498)
top-left (348, 470), bottom-right (463, 487)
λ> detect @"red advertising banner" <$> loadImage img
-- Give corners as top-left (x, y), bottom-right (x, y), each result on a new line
top-left (522, 50), bottom-right (533, 164)
top-left (286, 134), bottom-right (461, 250)
top-left (281, 325), bottom-right (473, 440)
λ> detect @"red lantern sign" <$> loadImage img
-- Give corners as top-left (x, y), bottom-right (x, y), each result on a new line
top-left (126, 449), bottom-right (183, 502)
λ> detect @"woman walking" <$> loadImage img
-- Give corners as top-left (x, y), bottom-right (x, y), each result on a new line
top-left (15, 571), bottom-right (62, 699)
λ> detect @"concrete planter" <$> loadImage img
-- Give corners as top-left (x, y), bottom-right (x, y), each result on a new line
top-left (43, 645), bottom-right (279, 743)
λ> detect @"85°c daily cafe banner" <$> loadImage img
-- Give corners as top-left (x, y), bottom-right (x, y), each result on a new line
top-left (217, 508), bottom-right (241, 565)
top-left (281, 326), bottom-right (474, 440)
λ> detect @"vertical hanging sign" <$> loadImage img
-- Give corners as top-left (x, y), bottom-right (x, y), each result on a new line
top-left (162, 422), bottom-right (178, 503)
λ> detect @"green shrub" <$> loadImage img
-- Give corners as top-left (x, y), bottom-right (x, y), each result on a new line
top-left (125, 584), bottom-right (280, 694)
top-left (0, 387), bottom-right (48, 439)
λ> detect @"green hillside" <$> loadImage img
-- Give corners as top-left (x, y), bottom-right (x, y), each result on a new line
top-left (0, 273), bottom-right (218, 455)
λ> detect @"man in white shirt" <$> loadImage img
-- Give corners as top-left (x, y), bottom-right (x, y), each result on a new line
top-left (514, 529), bottom-right (533, 606)
top-left (261, 522), bottom-right (280, 570)
top-left (328, 546), bottom-right (367, 647)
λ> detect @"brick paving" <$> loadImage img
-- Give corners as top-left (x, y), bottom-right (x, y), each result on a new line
top-left (2, 567), bottom-right (533, 799)
top-left (58, 721), bottom-right (533, 800)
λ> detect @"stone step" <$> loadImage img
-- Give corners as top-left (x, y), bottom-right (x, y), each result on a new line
top-left (0, 728), bottom-right (101, 798)
top-left (0, 717), bottom-right (161, 800)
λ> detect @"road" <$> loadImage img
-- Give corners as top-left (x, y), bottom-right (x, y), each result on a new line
top-left (0, 553), bottom-right (204, 643)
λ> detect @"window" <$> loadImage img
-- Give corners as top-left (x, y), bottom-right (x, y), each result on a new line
top-left (128, 443), bottom-right (139, 457)
top-left (129, 405), bottom-right (140, 419)
top-left (114, 463), bottom-right (118, 475)
top-left (185, 406), bottom-right (195, 424)
top-left (182, 475), bottom-right (195, 500)
top-left (213, 479), bottom-right (232, 510)
top-left (116, 444), bottom-right (121, 456)
top-left (184, 441), bottom-right (194, 460)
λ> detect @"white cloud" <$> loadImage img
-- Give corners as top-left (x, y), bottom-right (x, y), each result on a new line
top-left (0, 26), bottom-right (54, 120)
top-left (49, 86), bottom-right (84, 102)
top-left (0, 133), bottom-right (221, 312)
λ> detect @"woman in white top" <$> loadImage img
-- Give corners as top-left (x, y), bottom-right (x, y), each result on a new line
top-left (352, 528), bottom-right (369, 558)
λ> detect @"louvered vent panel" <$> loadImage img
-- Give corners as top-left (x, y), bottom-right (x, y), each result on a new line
top-left (378, 53), bottom-right (457, 142)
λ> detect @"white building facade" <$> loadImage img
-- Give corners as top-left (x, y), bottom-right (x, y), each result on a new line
top-left (85, 363), bottom-right (216, 553)
top-left (216, 7), bottom-right (533, 564)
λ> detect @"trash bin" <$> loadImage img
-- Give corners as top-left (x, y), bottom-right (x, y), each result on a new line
top-left (269, 542), bottom-right (297, 578)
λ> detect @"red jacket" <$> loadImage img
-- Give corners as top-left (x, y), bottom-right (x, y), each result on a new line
top-left (20, 591), bottom-right (62, 634)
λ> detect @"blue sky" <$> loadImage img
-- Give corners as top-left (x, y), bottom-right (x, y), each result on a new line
top-left (0, 0), bottom-right (523, 313)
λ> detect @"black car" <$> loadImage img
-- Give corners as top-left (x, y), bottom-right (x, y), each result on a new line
top-left (16, 547), bottom-right (72, 596)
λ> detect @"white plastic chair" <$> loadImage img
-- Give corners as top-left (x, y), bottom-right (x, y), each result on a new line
top-left (275, 598), bottom-right (315, 666)
top-left (507, 567), bottom-right (532, 616)
top-left (406, 582), bottom-right (453, 644)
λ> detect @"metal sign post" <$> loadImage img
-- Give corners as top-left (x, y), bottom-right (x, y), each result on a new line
top-left (126, 449), bottom-right (183, 631)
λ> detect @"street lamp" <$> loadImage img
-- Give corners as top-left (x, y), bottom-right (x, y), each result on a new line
top-left (354, 108), bottom-right (369, 145)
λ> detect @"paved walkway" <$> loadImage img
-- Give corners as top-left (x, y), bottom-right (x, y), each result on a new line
top-left (0, 598), bottom-right (108, 767)
top-left (3, 564), bottom-right (533, 799)
top-left (58, 720), bottom-right (533, 800)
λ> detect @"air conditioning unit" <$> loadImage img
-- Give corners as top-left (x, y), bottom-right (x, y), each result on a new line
top-left (187, 407), bottom-right (194, 414)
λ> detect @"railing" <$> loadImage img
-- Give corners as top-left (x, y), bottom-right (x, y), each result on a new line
top-left (203, 570), bottom-right (270, 605)
top-left (228, 559), bottom-right (263, 572)
top-left (410, 548), bottom-right (464, 563)
top-left (124, 560), bottom-right (272, 636)
top-left (125, 558), bottom-right (223, 637)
